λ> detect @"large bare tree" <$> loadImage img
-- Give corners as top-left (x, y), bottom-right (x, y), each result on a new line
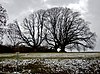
top-left (13, 10), bottom-right (46, 51)
top-left (7, 7), bottom-right (96, 52)
top-left (44, 7), bottom-right (96, 52)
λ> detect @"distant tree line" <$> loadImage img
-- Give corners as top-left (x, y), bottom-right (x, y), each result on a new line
top-left (0, 4), bottom-right (96, 53)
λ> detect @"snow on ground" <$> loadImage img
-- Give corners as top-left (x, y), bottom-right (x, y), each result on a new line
top-left (0, 59), bottom-right (100, 73)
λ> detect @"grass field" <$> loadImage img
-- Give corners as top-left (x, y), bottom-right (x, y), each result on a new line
top-left (0, 52), bottom-right (100, 59)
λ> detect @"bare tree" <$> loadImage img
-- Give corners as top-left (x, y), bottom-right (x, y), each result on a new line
top-left (14, 10), bottom-right (46, 51)
top-left (6, 7), bottom-right (96, 52)
top-left (44, 7), bottom-right (96, 52)
top-left (0, 4), bottom-right (7, 44)
top-left (7, 23), bottom-right (20, 47)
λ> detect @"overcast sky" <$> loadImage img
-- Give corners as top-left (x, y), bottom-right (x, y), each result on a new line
top-left (0, 0), bottom-right (100, 51)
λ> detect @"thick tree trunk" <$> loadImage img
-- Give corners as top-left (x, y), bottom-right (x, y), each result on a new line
top-left (32, 46), bottom-right (39, 52)
top-left (54, 45), bottom-right (59, 52)
top-left (60, 46), bottom-right (65, 52)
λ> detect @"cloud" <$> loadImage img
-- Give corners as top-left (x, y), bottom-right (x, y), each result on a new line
top-left (0, 0), bottom-right (13, 4)
top-left (0, 0), bottom-right (9, 4)
top-left (43, 0), bottom-right (47, 2)
top-left (44, 3), bottom-right (57, 8)
top-left (67, 0), bottom-right (89, 17)
top-left (8, 7), bottom-right (34, 23)
top-left (43, 0), bottom-right (89, 18)
top-left (17, 8), bottom-right (34, 19)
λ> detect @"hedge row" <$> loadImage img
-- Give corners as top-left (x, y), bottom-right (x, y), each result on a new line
top-left (0, 45), bottom-right (56, 53)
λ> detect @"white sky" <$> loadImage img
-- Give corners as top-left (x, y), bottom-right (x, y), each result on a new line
top-left (0, 0), bottom-right (100, 51)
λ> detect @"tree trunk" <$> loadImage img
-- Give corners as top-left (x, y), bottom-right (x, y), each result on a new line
top-left (32, 46), bottom-right (38, 52)
top-left (60, 46), bottom-right (65, 52)
top-left (54, 45), bottom-right (59, 52)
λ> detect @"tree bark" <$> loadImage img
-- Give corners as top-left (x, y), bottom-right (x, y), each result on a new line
top-left (60, 46), bottom-right (65, 52)
top-left (54, 44), bottom-right (59, 52)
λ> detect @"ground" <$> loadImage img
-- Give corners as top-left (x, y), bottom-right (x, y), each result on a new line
top-left (0, 52), bottom-right (100, 59)
top-left (0, 52), bottom-right (100, 73)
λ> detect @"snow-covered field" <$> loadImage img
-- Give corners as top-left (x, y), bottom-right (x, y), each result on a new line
top-left (0, 52), bottom-right (100, 73)
top-left (0, 59), bottom-right (100, 74)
